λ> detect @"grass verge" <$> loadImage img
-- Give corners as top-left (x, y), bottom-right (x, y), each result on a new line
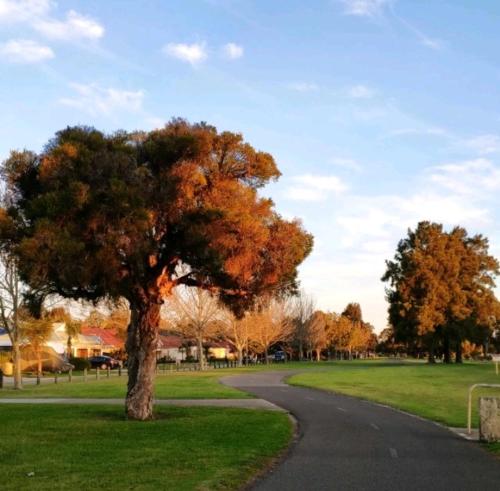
top-left (0, 404), bottom-right (292, 490)
top-left (288, 361), bottom-right (500, 429)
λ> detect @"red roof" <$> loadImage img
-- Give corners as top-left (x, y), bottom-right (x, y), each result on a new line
top-left (158, 335), bottom-right (183, 349)
top-left (81, 327), bottom-right (124, 349)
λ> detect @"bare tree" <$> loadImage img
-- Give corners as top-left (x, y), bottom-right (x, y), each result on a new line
top-left (165, 287), bottom-right (221, 370)
top-left (219, 310), bottom-right (250, 366)
top-left (290, 291), bottom-right (315, 360)
top-left (0, 253), bottom-right (24, 389)
top-left (248, 298), bottom-right (292, 364)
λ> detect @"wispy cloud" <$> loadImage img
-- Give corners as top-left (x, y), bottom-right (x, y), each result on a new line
top-left (163, 42), bottom-right (208, 65)
top-left (287, 82), bottom-right (319, 92)
top-left (0, 1), bottom-right (104, 42)
top-left (34, 10), bottom-right (104, 41)
top-left (428, 158), bottom-right (500, 195)
top-left (59, 83), bottom-right (144, 116)
top-left (341, 0), bottom-right (392, 17)
top-left (348, 84), bottom-right (376, 99)
top-left (464, 134), bottom-right (500, 155)
top-left (0, 38), bottom-right (54, 63)
top-left (285, 174), bottom-right (348, 201)
top-left (222, 42), bottom-right (243, 59)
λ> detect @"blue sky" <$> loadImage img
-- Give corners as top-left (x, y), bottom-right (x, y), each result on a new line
top-left (1, 0), bottom-right (500, 330)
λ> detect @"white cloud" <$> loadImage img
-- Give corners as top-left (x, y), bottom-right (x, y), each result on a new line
top-left (341, 0), bottom-right (392, 17)
top-left (288, 82), bottom-right (319, 92)
top-left (0, 39), bottom-right (54, 63)
top-left (428, 158), bottom-right (500, 195)
top-left (222, 42), bottom-right (243, 59)
top-left (59, 83), bottom-right (144, 116)
top-left (348, 84), bottom-right (376, 99)
top-left (465, 134), bottom-right (500, 155)
top-left (0, 0), bottom-right (51, 22)
top-left (34, 10), bottom-right (104, 41)
top-left (163, 42), bottom-right (207, 65)
top-left (0, 1), bottom-right (104, 42)
top-left (286, 174), bottom-right (348, 201)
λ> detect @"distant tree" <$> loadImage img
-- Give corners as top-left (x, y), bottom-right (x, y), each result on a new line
top-left (342, 302), bottom-right (363, 323)
top-left (219, 309), bottom-right (250, 367)
top-left (165, 287), bottom-right (221, 370)
top-left (47, 307), bottom-right (81, 358)
top-left (0, 253), bottom-right (25, 389)
top-left (290, 290), bottom-right (315, 360)
top-left (307, 310), bottom-right (329, 361)
top-left (0, 121), bottom-right (312, 419)
top-left (20, 313), bottom-right (52, 377)
top-left (382, 221), bottom-right (499, 363)
top-left (248, 298), bottom-right (292, 364)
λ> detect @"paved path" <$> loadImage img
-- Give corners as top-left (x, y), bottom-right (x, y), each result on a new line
top-left (222, 371), bottom-right (500, 491)
top-left (0, 397), bottom-right (284, 411)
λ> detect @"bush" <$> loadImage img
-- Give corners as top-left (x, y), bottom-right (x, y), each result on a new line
top-left (69, 357), bottom-right (91, 371)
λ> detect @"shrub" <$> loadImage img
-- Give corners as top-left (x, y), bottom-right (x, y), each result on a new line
top-left (69, 357), bottom-right (91, 371)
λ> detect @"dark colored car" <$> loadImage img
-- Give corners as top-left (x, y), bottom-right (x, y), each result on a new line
top-left (274, 350), bottom-right (286, 362)
top-left (88, 355), bottom-right (121, 369)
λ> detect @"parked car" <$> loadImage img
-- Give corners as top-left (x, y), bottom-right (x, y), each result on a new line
top-left (88, 355), bottom-right (121, 369)
top-left (274, 350), bottom-right (286, 362)
top-left (20, 346), bottom-right (74, 373)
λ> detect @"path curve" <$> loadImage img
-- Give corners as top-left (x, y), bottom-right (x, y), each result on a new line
top-left (222, 371), bottom-right (500, 491)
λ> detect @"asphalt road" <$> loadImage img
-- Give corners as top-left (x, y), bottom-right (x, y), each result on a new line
top-left (222, 371), bottom-right (500, 491)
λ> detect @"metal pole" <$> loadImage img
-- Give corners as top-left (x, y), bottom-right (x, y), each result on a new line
top-left (84, 368), bottom-right (87, 382)
top-left (118, 366), bottom-right (122, 377)
top-left (496, 362), bottom-right (498, 376)
top-left (69, 369), bottom-right (72, 383)
top-left (54, 372), bottom-right (58, 384)
top-left (107, 366), bottom-right (110, 378)
top-left (96, 367), bottom-right (100, 380)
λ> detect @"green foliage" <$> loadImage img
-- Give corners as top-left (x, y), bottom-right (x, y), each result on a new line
top-left (382, 221), bottom-right (499, 359)
top-left (1, 120), bottom-right (312, 313)
top-left (68, 357), bottom-right (90, 371)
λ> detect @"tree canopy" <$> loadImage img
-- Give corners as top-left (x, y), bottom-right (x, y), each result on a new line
top-left (0, 119), bottom-right (313, 419)
top-left (382, 221), bottom-right (499, 362)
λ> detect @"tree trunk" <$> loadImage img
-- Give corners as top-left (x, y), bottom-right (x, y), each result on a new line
top-left (237, 348), bottom-right (243, 367)
top-left (455, 339), bottom-right (463, 364)
top-left (197, 335), bottom-right (205, 371)
top-left (443, 332), bottom-right (451, 364)
top-left (298, 340), bottom-right (303, 361)
top-left (12, 340), bottom-right (22, 390)
top-left (126, 299), bottom-right (161, 421)
top-left (315, 349), bottom-right (321, 362)
top-left (265, 346), bottom-right (269, 365)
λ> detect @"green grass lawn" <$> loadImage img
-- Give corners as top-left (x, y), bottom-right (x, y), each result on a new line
top-left (0, 371), bottom-right (251, 399)
top-left (0, 404), bottom-right (292, 490)
top-left (288, 360), bottom-right (500, 428)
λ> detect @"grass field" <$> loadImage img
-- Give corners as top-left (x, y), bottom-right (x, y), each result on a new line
top-left (288, 360), bottom-right (500, 428)
top-left (0, 404), bottom-right (292, 490)
top-left (0, 370), bottom-right (251, 399)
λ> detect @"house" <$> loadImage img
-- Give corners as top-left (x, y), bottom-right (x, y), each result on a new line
top-left (47, 323), bottom-right (104, 358)
top-left (156, 335), bottom-right (185, 362)
top-left (207, 340), bottom-right (235, 360)
top-left (0, 328), bottom-right (11, 351)
top-left (80, 327), bottom-right (124, 357)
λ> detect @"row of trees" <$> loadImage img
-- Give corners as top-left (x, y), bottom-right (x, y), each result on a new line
top-left (163, 287), bottom-right (376, 368)
top-left (382, 221), bottom-right (500, 363)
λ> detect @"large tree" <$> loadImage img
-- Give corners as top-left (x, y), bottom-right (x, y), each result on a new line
top-left (0, 120), bottom-right (312, 419)
top-left (382, 221), bottom-right (499, 362)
